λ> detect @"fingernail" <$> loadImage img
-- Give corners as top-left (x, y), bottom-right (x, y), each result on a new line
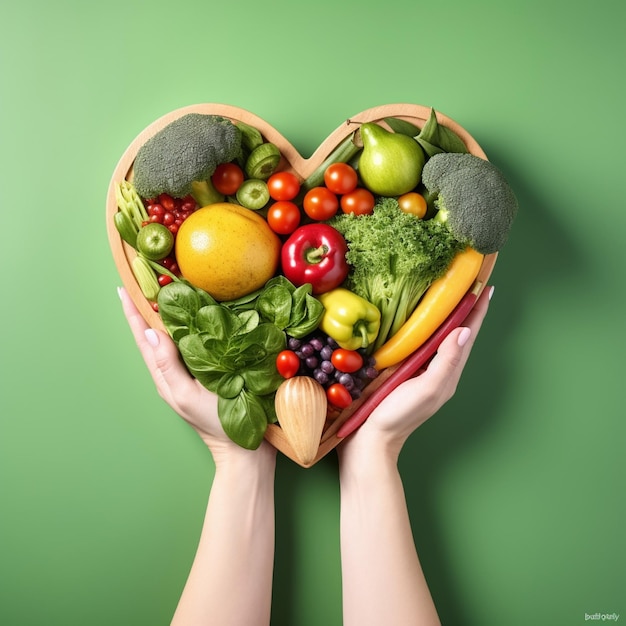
top-left (457, 327), bottom-right (472, 347)
top-left (117, 286), bottom-right (123, 300)
top-left (144, 328), bottom-right (159, 347)
top-left (488, 285), bottom-right (495, 300)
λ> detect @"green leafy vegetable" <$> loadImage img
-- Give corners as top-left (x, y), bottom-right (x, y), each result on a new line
top-left (157, 281), bottom-right (285, 449)
top-left (224, 276), bottom-right (324, 339)
top-left (330, 197), bottom-right (463, 353)
top-left (254, 276), bottom-right (324, 338)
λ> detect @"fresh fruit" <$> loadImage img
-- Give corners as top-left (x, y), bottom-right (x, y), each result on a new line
top-left (175, 202), bottom-right (281, 301)
top-left (267, 171), bottom-right (301, 201)
top-left (398, 191), bottom-right (427, 218)
top-left (330, 348), bottom-right (363, 373)
top-left (267, 201), bottom-right (301, 235)
top-left (285, 334), bottom-right (378, 398)
top-left (326, 383), bottom-right (352, 409)
top-left (276, 350), bottom-right (301, 379)
top-left (303, 187), bottom-right (339, 221)
top-left (245, 142), bottom-right (281, 180)
top-left (323, 163), bottom-right (358, 195)
top-left (136, 222), bottom-right (175, 260)
top-left (358, 122), bottom-right (425, 196)
top-left (340, 187), bottom-right (375, 216)
top-left (236, 178), bottom-right (270, 210)
top-left (211, 162), bottom-right (245, 195)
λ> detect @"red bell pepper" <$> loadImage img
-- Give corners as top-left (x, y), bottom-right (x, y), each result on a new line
top-left (281, 224), bottom-right (349, 294)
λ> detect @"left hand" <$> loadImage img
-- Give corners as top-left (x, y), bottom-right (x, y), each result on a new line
top-left (118, 287), bottom-right (275, 463)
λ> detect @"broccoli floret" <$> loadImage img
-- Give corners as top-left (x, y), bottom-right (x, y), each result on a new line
top-left (422, 152), bottom-right (518, 254)
top-left (132, 113), bottom-right (242, 204)
top-left (330, 197), bottom-right (463, 352)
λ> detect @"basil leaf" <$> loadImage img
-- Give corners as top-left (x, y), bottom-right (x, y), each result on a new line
top-left (158, 281), bottom-right (202, 341)
top-left (195, 286), bottom-right (218, 308)
top-left (256, 283), bottom-right (293, 329)
top-left (196, 305), bottom-right (238, 340)
top-left (288, 283), bottom-right (311, 326)
top-left (215, 372), bottom-right (245, 399)
top-left (178, 335), bottom-right (228, 392)
top-left (264, 275), bottom-right (295, 292)
top-left (221, 287), bottom-right (264, 312)
top-left (286, 292), bottom-right (325, 338)
top-left (236, 310), bottom-right (260, 334)
top-left (257, 393), bottom-right (278, 424)
top-left (241, 345), bottom-right (284, 395)
top-left (218, 391), bottom-right (268, 450)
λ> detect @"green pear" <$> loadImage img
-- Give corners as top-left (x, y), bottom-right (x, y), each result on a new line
top-left (358, 123), bottom-right (425, 197)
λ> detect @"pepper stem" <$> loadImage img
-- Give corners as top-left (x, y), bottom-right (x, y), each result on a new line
top-left (305, 245), bottom-right (328, 265)
top-left (355, 320), bottom-right (370, 349)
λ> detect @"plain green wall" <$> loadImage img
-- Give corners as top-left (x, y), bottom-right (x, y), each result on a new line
top-left (1, 1), bottom-right (624, 624)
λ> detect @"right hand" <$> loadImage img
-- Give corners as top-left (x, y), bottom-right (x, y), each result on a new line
top-left (338, 285), bottom-right (493, 465)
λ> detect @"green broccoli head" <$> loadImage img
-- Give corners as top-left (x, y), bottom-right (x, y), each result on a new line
top-left (132, 113), bottom-right (242, 199)
top-left (422, 152), bottom-right (518, 254)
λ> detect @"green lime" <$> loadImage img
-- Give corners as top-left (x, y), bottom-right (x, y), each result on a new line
top-left (236, 178), bottom-right (270, 210)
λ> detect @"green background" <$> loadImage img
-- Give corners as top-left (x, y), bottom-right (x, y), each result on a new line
top-left (1, 1), bottom-right (624, 624)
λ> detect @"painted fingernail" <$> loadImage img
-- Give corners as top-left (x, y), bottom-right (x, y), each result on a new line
top-left (144, 328), bottom-right (159, 347)
top-left (457, 327), bottom-right (472, 347)
top-left (488, 285), bottom-right (495, 300)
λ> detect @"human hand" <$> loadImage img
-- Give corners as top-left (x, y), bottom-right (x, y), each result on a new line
top-left (118, 287), bottom-right (276, 464)
top-left (338, 285), bottom-right (494, 465)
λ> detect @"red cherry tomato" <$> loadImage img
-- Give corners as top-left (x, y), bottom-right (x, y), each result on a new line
top-left (303, 187), bottom-right (339, 221)
top-left (276, 350), bottom-right (301, 378)
top-left (267, 201), bottom-right (301, 235)
top-left (324, 163), bottom-right (358, 195)
top-left (340, 188), bottom-right (375, 216)
top-left (211, 163), bottom-right (244, 195)
top-left (267, 171), bottom-right (301, 201)
top-left (158, 193), bottom-right (177, 212)
top-left (397, 192), bottom-right (428, 218)
top-left (326, 383), bottom-right (352, 409)
top-left (331, 349), bottom-right (363, 373)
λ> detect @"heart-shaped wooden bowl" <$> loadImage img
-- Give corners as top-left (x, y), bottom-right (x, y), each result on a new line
top-left (107, 103), bottom-right (496, 467)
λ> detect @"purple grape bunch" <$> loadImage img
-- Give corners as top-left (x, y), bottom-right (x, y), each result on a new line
top-left (287, 333), bottom-right (379, 400)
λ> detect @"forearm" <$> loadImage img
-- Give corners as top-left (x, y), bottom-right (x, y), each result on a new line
top-left (338, 440), bottom-right (440, 626)
top-left (171, 448), bottom-right (276, 626)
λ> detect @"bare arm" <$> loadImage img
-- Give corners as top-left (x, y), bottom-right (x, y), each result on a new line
top-left (338, 286), bottom-right (493, 626)
top-left (119, 287), bottom-right (276, 626)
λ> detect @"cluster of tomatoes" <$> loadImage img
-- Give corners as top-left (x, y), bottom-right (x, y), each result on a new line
top-left (142, 193), bottom-right (199, 236)
top-left (140, 193), bottom-right (200, 297)
top-left (210, 161), bottom-right (376, 236)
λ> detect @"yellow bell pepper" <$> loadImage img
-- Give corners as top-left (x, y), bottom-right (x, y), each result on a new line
top-left (318, 288), bottom-right (381, 350)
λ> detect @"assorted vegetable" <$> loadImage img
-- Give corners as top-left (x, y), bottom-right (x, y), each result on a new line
top-left (132, 114), bottom-right (241, 207)
top-left (281, 224), bottom-right (349, 294)
top-left (318, 288), bottom-right (381, 351)
top-left (422, 152), bottom-right (519, 254)
top-left (372, 247), bottom-right (484, 370)
top-left (330, 197), bottom-right (463, 352)
top-left (113, 108), bottom-right (518, 451)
